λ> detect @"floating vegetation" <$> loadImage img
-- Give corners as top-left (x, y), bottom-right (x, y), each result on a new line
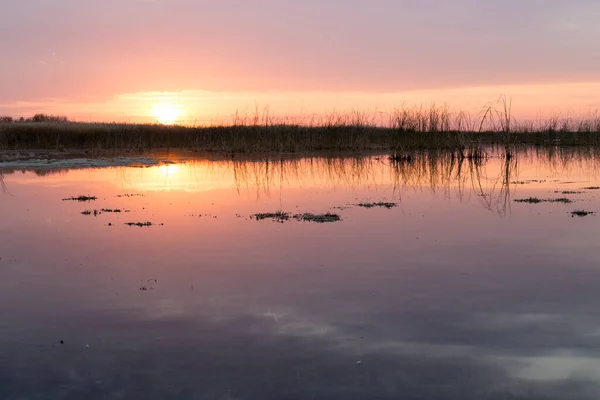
top-left (116, 194), bottom-right (145, 198)
top-left (293, 213), bottom-right (341, 223)
top-left (514, 197), bottom-right (573, 204)
top-left (252, 211), bottom-right (290, 222)
top-left (571, 210), bottom-right (595, 217)
top-left (63, 195), bottom-right (97, 202)
top-left (511, 180), bottom-right (547, 185)
top-left (81, 210), bottom-right (100, 216)
top-left (252, 211), bottom-right (341, 223)
top-left (81, 208), bottom-right (129, 216)
top-left (514, 197), bottom-right (543, 204)
top-left (188, 213), bottom-right (218, 219)
top-left (332, 206), bottom-right (352, 211)
top-left (555, 191), bottom-right (583, 195)
top-left (582, 186), bottom-right (600, 190)
top-left (550, 198), bottom-right (574, 204)
top-left (357, 202), bottom-right (398, 209)
top-left (125, 222), bottom-right (155, 227)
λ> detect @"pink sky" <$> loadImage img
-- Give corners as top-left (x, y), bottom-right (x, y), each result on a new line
top-left (2, 0), bottom-right (600, 123)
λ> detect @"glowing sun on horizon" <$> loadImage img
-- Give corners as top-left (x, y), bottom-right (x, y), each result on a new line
top-left (151, 102), bottom-right (184, 125)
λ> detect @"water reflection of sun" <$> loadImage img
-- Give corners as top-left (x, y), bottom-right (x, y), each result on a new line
top-left (159, 164), bottom-right (181, 177)
top-left (151, 102), bottom-right (183, 125)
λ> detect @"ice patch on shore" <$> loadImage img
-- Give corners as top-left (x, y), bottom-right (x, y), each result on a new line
top-left (0, 157), bottom-right (168, 172)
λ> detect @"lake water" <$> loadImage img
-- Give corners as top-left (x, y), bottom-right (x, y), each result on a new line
top-left (2, 148), bottom-right (600, 399)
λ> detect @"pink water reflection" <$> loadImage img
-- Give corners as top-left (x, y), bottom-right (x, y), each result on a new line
top-left (2, 150), bottom-right (600, 398)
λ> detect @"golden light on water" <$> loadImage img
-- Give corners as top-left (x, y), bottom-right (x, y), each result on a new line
top-left (158, 164), bottom-right (181, 177)
top-left (151, 102), bottom-right (184, 125)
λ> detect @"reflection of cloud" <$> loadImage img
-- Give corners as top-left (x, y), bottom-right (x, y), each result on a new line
top-left (504, 354), bottom-right (600, 382)
top-left (254, 301), bottom-right (600, 389)
top-left (5, 271), bottom-right (600, 399)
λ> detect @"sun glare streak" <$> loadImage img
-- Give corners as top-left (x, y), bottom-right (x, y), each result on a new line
top-left (151, 102), bottom-right (183, 125)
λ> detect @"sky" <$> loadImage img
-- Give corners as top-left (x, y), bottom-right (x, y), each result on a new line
top-left (2, 0), bottom-right (600, 124)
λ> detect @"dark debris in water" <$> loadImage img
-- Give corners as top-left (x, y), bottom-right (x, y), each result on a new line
top-left (549, 198), bottom-right (573, 204)
top-left (125, 222), bottom-right (160, 227)
top-left (571, 210), bottom-right (595, 217)
top-left (582, 186), bottom-right (600, 190)
top-left (514, 197), bottom-right (573, 204)
top-left (293, 213), bottom-right (341, 223)
top-left (357, 202), bottom-right (398, 209)
top-left (81, 210), bottom-right (100, 216)
top-left (253, 211), bottom-right (290, 222)
top-left (63, 195), bottom-right (97, 202)
top-left (511, 180), bottom-right (547, 185)
top-left (116, 194), bottom-right (145, 198)
top-left (252, 211), bottom-right (341, 223)
top-left (514, 197), bottom-right (543, 204)
top-left (81, 208), bottom-right (130, 216)
top-left (555, 191), bottom-right (583, 195)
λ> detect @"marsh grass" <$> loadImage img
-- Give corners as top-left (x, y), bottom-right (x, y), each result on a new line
top-left (2, 104), bottom-right (599, 154)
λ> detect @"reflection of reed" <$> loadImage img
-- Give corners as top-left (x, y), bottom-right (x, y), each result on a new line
top-left (225, 147), bottom-right (600, 216)
top-left (3, 146), bottom-right (600, 215)
top-left (0, 173), bottom-right (11, 196)
top-left (230, 156), bottom-right (381, 199)
top-left (472, 156), bottom-right (518, 216)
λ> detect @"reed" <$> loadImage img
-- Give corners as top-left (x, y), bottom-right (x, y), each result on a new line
top-left (1, 106), bottom-right (599, 153)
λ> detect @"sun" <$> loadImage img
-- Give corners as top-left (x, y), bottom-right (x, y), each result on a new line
top-left (151, 102), bottom-right (183, 125)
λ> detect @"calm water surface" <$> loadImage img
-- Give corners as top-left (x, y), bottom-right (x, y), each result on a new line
top-left (2, 149), bottom-right (600, 399)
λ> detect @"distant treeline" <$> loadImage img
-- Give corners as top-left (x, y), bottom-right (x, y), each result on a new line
top-left (0, 114), bottom-right (68, 123)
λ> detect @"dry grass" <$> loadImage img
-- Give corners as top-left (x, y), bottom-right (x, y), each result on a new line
top-left (1, 104), bottom-right (599, 153)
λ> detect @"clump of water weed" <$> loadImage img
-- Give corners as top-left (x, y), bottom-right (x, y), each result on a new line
top-left (514, 197), bottom-right (543, 204)
top-left (101, 208), bottom-right (129, 213)
top-left (582, 186), bottom-right (600, 190)
top-left (81, 210), bottom-right (101, 216)
top-left (511, 180), bottom-right (547, 185)
top-left (63, 195), bottom-right (97, 202)
top-left (571, 210), bottom-right (595, 217)
top-left (252, 211), bottom-right (290, 222)
top-left (357, 202), bottom-right (398, 209)
top-left (514, 197), bottom-right (573, 204)
top-left (555, 191), bottom-right (582, 195)
top-left (293, 213), bottom-right (341, 223)
top-left (549, 198), bottom-right (573, 204)
top-left (125, 222), bottom-right (154, 227)
top-left (116, 194), bottom-right (145, 198)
